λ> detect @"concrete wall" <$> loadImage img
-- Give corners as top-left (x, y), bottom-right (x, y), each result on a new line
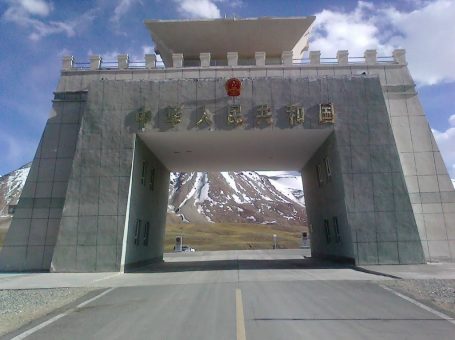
top-left (386, 92), bottom-right (455, 262)
top-left (333, 77), bottom-right (425, 264)
top-left (302, 76), bottom-right (425, 264)
top-left (303, 133), bottom-right (354, 262)
top-left (0, 92), bottom-right (84, 271)
top-left (121, 137), bottom-right (169, 271)
top-left (2, 60), bottom-right (453, 271)
top-left (51, 83), bottom-right (136, 272)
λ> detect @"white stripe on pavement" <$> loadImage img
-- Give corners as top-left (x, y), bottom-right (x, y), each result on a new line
top-left (11, 287), bottom-right (116, 340)
top-left (380, 284), bottom-right (455, 326)
top-left (236, 288), bottom-right (247, 340)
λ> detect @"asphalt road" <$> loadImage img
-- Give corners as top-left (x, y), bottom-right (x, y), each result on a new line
top-left (3, 251), bottom-right (455, 339)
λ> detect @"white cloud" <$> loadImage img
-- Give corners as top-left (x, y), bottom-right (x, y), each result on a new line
top-left (2, 0), bottom-right (97, 40)
top-left (386, 0), bottom-right (455, 85)
top-left (311, 2), bottom-right (393, 58)
top-left (174, 0), bottom-right (221, 19)
top-left (310, 0), bottom-right (455, 86)
top-left (16, 0), bottom-right (53, 16)
top-left (111, 0), bottom-right (142, 23)
top-left (432, 114), bottom-right (455, 178)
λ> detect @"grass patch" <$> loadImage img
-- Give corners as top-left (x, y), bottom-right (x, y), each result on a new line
top-left (0, 231), bottom-right (5, 249)
top-left (0, 217), bottom-right (11, 250)
top-left (164, 222), bottom-right (305, 252)
top-left (0, 219), bottom-right (306, 252)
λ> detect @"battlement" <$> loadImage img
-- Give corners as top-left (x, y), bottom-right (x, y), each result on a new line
top-left (62, 49), bottom-right (406, 71)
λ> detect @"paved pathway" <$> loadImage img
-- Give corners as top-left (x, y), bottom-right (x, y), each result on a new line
top-left (2, 250), bottom-right (455, 339)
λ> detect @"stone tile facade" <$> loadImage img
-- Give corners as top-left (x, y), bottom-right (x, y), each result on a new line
top-left (1, 56), bottom-right (453, 272)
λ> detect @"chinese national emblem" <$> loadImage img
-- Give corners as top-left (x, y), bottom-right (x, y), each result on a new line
top-left (225, 78), bottom-right (242, 97)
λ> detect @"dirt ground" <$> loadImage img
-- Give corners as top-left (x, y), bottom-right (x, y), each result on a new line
top-left (382, 279), bottom-right (455, 317)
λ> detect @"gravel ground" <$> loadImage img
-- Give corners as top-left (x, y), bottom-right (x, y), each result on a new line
top-left (0, 287), bottom-right (95, 336)
top-left (382, 279), bottom-right (455, 316)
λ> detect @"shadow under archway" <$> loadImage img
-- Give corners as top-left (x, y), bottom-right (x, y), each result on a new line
top-left (128, 255), bottom-right (348, 274)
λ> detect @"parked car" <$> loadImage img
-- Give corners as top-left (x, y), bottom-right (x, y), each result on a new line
top-left (182, 245), bottom-right (195, 252)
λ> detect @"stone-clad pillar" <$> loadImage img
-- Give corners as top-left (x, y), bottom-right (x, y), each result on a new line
top-left (118, 54), bottom-right (129, 69)
top-left (90, 55), bottom-right (102, 70)
top-left (62, 56), bottom-right (74, 70)
top-left (364, 50), bottom-right (377, 65)
top-left (310, 51), bottom-right (321, 65)
top-left (200, 52), bottom-right (211, 67)
top-left (227, 52), bottom-right (238, 66)
top-left (393, 49), bottom-right (406, 64)
top-left (145, 54), bottom-right (156, 69)
top-left (281, 51), bottom-right (293, 65)
top-left (172, 53), bottom-right (183, 68)
top-left (255, 52), bottom-right (266, 66)
top-left (337, 50), bottom-right (349, 65)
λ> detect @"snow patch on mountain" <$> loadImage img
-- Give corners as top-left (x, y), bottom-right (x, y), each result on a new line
top-left (168, 171), bottom-right (306, 225)
top-left (258, 171), bottom-right (304, 206)
top-left (221, 172), bottom-right (239, 193)
top-left (0, 163), bottom-right (31, 217)
top-left (1, 163), bottom-right (307, 227)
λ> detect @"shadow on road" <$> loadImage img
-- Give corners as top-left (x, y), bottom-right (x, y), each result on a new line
top-left (129, 257), bottom-right (350, 273)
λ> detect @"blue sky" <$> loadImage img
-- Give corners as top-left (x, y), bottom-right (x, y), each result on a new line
top-left (0, 0), bottom-right (454, 177)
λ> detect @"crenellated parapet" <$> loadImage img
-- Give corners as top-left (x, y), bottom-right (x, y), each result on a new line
top-left (61, 49), bottom-right (407, 71)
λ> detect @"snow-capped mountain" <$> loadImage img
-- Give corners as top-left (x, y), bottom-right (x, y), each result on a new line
top-left (0, 163), bottom-right (306, 226)
top-left (0, 163), bottom-right (30, 217)
top-left (257, 171), bottom-right (305, 205)
top-left (168, 172), bottom-right (306, 225)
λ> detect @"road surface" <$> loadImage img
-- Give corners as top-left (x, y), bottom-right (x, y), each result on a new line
top-left (3, 250), bottom-right (455, 339)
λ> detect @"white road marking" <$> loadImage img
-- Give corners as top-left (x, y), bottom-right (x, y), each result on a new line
top-left (380, 284), bottom-right (455, 326)
top-left (236, 288), bottom-right (247, 340)
top-left (77, 287), bottom-right (116, 308)
top-left (92, 273), bottom-right (121, 283)
top-left (11, 287), bottom-right (116, 339)
top-left (11, 314), bottom-right (66, 340)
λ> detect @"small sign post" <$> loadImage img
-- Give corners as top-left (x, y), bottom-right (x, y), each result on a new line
top-left (175, 236), bottom-right (183, 252)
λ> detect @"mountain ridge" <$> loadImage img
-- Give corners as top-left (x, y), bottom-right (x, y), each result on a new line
top-left (1, 163), bottom-right (307, 228)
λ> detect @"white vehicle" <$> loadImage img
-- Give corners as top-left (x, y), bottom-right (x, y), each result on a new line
top-left (181, 245), bottom-right (195, 252)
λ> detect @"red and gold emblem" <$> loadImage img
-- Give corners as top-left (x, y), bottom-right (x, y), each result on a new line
top-left (225, 78), bottom-right (242, 97)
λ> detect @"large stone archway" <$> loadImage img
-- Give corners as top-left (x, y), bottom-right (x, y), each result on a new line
top-left (1, 17), bottom-right (454, 272)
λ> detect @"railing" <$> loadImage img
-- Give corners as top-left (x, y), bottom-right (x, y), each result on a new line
top-left (72, 62), bottom-right (90, 70)
top-left (377, 56), bottom-right (395, 63)
top-left (64, 52), bottom-right (403, 71)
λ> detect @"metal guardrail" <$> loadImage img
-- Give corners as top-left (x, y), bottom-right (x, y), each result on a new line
top-left (69, 56), bottom-right (397, 71)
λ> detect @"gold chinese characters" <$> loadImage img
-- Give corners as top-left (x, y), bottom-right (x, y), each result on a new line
top-left (196, 107), bottom-right (213, 127)
top-left (137, 103), bottom-right (335, 129)
top-left (227, 104), bottom-right (243, 126)
top-left (167, 105), bottom-right (183, 126)
top-left (286, 105), bottom-right (304, 127)
top-left (256, 104), bottom-right (272, 126)
top-left (319, 103), bottom-right (335, 123)
top-left (136, 109), bottom-right (151, 130)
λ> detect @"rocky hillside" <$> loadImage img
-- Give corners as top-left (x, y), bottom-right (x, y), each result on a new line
top-left (0, 163), bottom-right (306, 227)
top-left (0, 163), bottom-right (30, 217)
top-left (168, 171), bottom-right (306, 226)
